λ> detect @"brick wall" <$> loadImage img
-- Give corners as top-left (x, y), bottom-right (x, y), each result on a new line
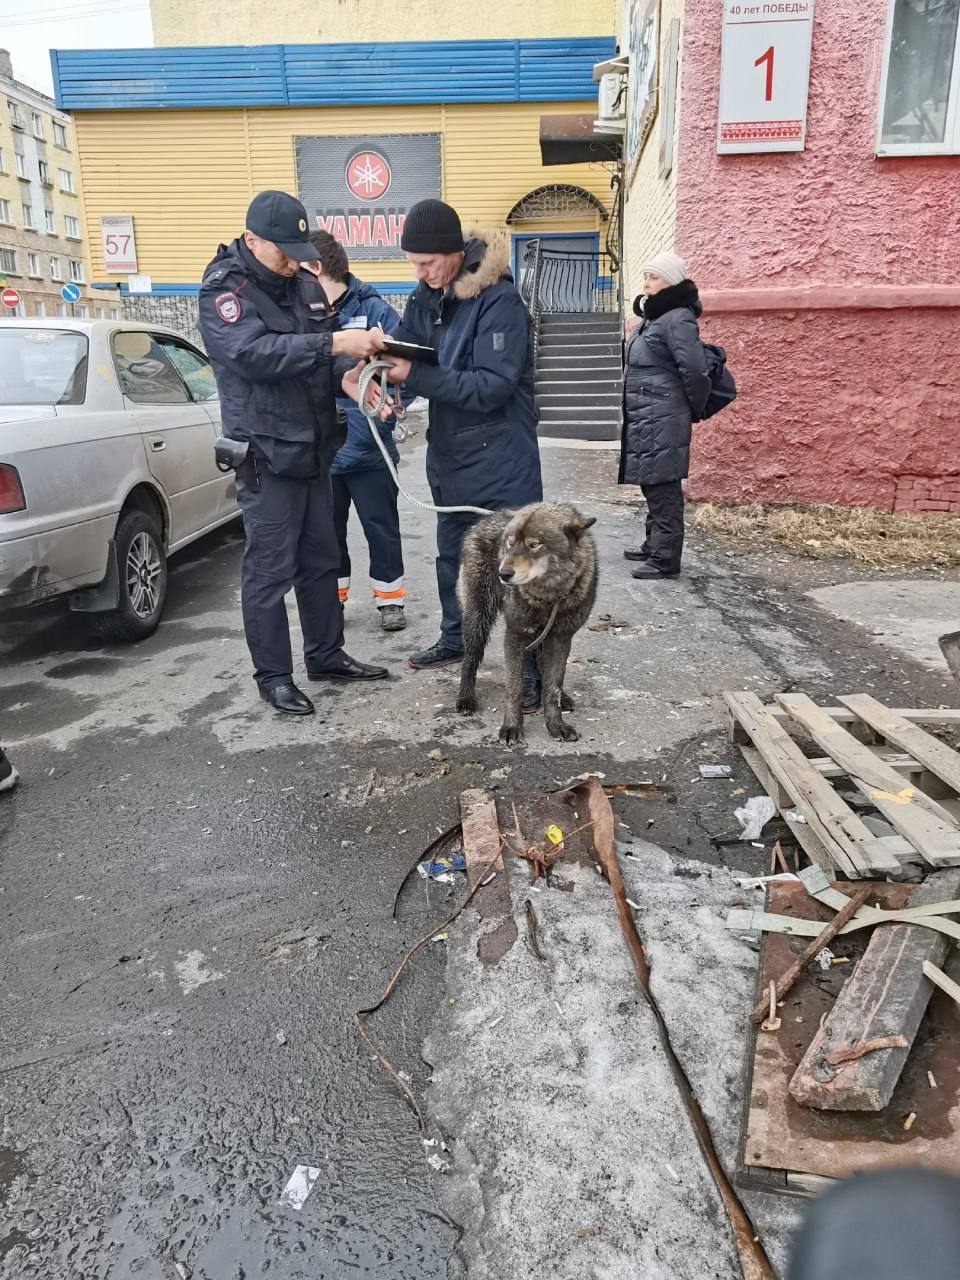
top-left (893, 475), bottom-right (960, 515)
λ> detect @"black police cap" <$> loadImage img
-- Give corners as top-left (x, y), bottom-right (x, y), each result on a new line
top-left (245, 190), bottom-right (316, 261)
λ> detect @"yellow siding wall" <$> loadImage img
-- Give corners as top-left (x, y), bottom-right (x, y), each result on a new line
top-left (74, 102), bottom-right (612, 286)
top-left (151, 0), bottom-right (610, 46)
top-left (621, 0), bottom-right (683, 303)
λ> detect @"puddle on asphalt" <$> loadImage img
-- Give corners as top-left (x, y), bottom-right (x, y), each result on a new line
top-left (45, 657), bottom-right (122, 680)
top-left (0, 682), bottom-right (97, 735)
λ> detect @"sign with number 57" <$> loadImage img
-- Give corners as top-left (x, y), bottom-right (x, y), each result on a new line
top-left (100, 214), bottom-right (138, 273)
top-left (717, 0), bottom-right (815, 153)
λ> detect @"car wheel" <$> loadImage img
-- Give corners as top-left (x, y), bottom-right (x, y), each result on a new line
top-left (91, 509), bottom-right (168, 643)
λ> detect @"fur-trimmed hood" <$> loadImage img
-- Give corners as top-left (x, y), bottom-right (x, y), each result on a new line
top-left (452, 226), bottom-right (512, 301)
top-left (632, 278), bottom-right (702, 320)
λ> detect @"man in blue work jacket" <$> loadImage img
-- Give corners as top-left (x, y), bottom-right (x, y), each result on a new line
top-left (384, 199), bottom-right (544, 708)
top-left (307, 230), bottom-right (407, 633)
top-left (199, 190), bottom-right (389, 716)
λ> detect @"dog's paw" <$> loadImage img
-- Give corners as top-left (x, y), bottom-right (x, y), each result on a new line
top-left (498, 722), bottom-right (523, 746)
top-left (560, 690), bottom-right (575, 712)
top-left (456, 693), bottom-right (478, 715)
top-left (548, 721), bottom-right (580, 743)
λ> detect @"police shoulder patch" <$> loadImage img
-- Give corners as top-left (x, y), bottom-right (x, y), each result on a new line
top-left (215, 292), bottom-right (242, 324)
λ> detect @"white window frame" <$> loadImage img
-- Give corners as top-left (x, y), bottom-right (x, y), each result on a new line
top-left (22, 202), bottom-right (35, 230)
top-left (65, 215), bottom-right (81, 238)
top-left (44, 207), bottom-right (55, 233)
top-left (14, 150), bottom-right (27, 180)
top-left (53, 121), bottom-right (68, 147)
top-left (876, 0), bottom-right (960, 156)
top-left (8, 101), bottom-right (24, 129)
top-left (50, 256), bottom-right (62, 280)
top-left (56, 302), bottom-right (68, 317)
top-left (0, 198), bottom-right (10, 225)
top-left (31, 111), bottom-right (44, 139)
top-left (69, 259), bottom-right (85, 283)
top-left (58, 168), bottom-right (75, 193)
top-left (0, 248), bottom-right (18, 274)
top-left (0, 147), bottom-right (5, 174)
top-left (34, 300), bottom-right (46, 317)
top-left (27, 252), bottom-right (42, 277)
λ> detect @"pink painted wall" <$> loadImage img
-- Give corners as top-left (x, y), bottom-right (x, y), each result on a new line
top-left (674, 0), bottom-right (960, 508)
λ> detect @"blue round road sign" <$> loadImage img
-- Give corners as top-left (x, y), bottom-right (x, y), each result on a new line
top-left (61, 283), bottom-right (81, 303)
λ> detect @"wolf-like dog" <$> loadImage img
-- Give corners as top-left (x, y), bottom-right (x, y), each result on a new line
top-left (456, 502), bottom-right (598, 744)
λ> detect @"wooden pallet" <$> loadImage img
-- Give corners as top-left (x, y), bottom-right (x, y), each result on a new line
top-left (725, 692), bottom-right (960, 878)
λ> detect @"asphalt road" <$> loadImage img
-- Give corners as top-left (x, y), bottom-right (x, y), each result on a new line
top-left (2, 442), bottom-right (958, 1278)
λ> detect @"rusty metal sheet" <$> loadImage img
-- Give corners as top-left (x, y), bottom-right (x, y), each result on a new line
top-left (741, 881), bottom-right (960, 1191)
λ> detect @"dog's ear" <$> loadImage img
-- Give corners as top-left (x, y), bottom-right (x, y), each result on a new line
top-left (564, 511), bottom-right (597, 538)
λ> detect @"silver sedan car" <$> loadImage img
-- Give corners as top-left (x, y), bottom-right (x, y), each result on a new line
top-left (0, 318), bottom-right (238, 641)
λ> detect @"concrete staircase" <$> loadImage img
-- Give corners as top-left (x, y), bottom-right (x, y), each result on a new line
top-left (535, 311), bottom-right (623, 442)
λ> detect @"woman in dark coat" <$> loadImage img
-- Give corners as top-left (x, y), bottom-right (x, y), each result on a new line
top-left (619, 252), bottom-right (711, 579)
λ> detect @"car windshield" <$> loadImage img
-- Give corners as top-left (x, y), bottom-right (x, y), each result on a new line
top-left (0, 328), bottom-right (88, 405)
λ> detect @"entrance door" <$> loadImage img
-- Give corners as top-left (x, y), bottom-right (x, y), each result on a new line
top-left (513, 234), bottom-right (600, 313)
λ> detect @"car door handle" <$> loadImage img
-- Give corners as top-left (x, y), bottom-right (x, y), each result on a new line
top-left (149, 439), bottom-right (166, 452)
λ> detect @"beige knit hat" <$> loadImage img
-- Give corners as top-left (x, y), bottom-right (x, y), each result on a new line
top-left (641, 252), bottom-right (688, 286)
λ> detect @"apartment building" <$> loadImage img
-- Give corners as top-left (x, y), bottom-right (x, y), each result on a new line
top-left (0, 49), bottom-right (103, 320)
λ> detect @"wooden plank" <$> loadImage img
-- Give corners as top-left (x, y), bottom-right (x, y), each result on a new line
top-left (789, 869), bottom-right (960, 1112)
top-left (839, 694), bottom-right (960, 798)
top-left (810, 751), bottom-right (921, 779)
top-left (725, 693), bottom-right (899, 878)
top-left (459, 789), bottom-right (518, 967)
top-left (765, 705), bottom-right (960, 727)
top-left (923, 959), bottom-right (960, 1011)
top-left (777, 694), bottom-right (960, 866)
top-left (460, 789), bottom-right (504, 890)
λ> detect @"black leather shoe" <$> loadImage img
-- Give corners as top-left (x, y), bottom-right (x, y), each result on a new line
top-left (306, 654), bottom-right (389, 682)
top-left (631, 565), bottom-right (680, 580)
top-left (623, 546), bottom-right (650, 562)
top-left (260, 682), bottom-right (315, 715)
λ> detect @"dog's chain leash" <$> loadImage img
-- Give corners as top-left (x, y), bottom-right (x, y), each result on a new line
top-left (525, 601), bottom-right (560, 652)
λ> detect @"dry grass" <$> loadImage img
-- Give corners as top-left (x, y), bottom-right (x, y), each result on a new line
top-left (691, 501), bottom-right (960, 568)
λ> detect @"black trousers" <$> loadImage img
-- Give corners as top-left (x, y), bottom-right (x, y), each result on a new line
top-left (640, 480), bottom-right (684, 573)
top-left (237, 466), bottom-right (345, 688)
top-left (331, 466), bottom-right (405, 608)
top-left (434, 510), bottom-right (478, 650)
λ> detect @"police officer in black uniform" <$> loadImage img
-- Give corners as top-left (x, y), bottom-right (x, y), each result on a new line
top-left (200, 190), bottom-right (390, 716)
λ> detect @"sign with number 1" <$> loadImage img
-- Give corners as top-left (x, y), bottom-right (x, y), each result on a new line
top-left (717, 0), bottom-right (815, 154)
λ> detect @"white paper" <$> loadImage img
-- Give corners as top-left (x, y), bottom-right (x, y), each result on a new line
top-left (279, 1164), bottom-right (321, 1210)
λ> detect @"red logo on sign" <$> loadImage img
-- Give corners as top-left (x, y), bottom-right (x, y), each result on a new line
top-left (345, 150), bottom-right (392, 201)
top-left (1, 287), bottom-right (21, 309)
